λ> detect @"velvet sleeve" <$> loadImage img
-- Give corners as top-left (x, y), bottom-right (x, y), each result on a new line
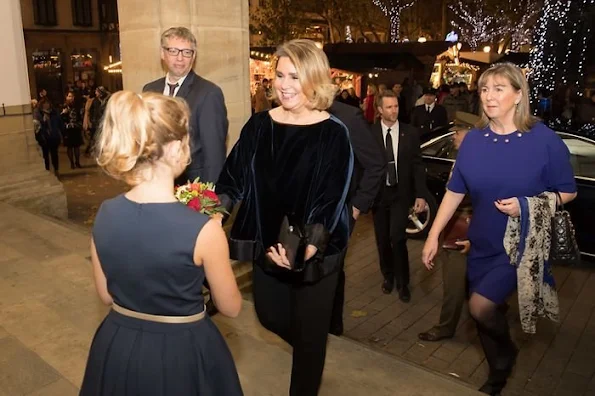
top-left (304, 121), bottom-right (353, 252)
top-left (215, 116), bottom-right (257, 213)
top-left (447, 133), bottom-right (470, 194)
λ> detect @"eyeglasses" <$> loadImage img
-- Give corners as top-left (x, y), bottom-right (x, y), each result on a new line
top-left (163, 47), bottom-right (195, 58)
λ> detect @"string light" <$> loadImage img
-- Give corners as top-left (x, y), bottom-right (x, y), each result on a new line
top-left (372, 0), bottom-right (416, 43)
top-left (505, 0), bottom-right (540, 51)
top-left (345, 25), bottom-right (353, 43)
top-left (530, 0), bottom-right (594, 103)
top-left (449, 1), bottom-right (508, 51)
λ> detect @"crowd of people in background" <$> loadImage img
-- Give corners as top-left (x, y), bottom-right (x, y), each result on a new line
top-left (31, 82), bottom-right (111, 176)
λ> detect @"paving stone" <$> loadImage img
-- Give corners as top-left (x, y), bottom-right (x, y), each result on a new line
top-left (27, 378), bottom-right (79, 396)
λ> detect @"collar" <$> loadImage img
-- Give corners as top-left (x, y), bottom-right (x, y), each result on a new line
top-left (381, 120), bottom-right (399, 134)
top-left (165, 72), bottom-right (189, 87)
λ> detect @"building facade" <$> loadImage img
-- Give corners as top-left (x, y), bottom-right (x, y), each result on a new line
top-left (20, 0), bottom-right (120, 104)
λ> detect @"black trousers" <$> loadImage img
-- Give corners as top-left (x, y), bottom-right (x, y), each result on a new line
top-left (253, 264), bottom-right (339, 396)
top-left (372, 186), bottom-right (411, 288)
top-left (40, 143), bottom-right (59, 171)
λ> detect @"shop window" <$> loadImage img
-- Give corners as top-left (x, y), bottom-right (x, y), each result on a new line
top-left (71, 50), bottom-right (98, 86)
top-left (72, 0), bottom-right (93, 27)
top-left (32, 0), bottom-right (57, 26)
top-left (32, 49), bottom-right (63, 104)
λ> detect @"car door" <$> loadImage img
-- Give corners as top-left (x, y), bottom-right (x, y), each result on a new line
top-left (421, 132), bottom-right (456, 204)
top-left (557, 132), bottom-right (595, 259)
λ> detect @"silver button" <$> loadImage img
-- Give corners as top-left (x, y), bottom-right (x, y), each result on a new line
top-left (517, 133), bottom-right (522, 138)
top-left (493, 138), bottom-right (498, 142)
top-left (505, 139), bottom-right (509, 143)
top-left (484, 133), bottom-right (489, 137)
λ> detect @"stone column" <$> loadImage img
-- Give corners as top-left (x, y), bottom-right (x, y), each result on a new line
top-left (117, 0), bottom-right (251, 148)
top-left (0, 0), bottom-right (67, 218)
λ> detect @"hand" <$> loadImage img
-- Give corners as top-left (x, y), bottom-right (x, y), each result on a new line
top-left (305, 244), bottom-right (318, 261)
top-left (414, 198), bottom-right (427, 214)
top-left (352, 206), bottom-right (361, 220)
top-left (61, 108), bottom-right (68, 114)
top-left (266, 243), bottom-right (291, 269)
top-left (210, 213), bottom-right (224, 225)
top-left (422, 237), bottom-right (439, 271)
top-left (494, 197), bottom-right (520, 217)
top-left (455, 240), bottom-right (471, 254)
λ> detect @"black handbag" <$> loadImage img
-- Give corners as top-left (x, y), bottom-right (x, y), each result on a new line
top-left (549, 192), bottom-right (580, 266)
top-left (276, 215), bottom-right (306, 272)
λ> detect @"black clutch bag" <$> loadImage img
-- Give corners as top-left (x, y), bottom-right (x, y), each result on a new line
top-left (277, 215), bottom-right (306, 272)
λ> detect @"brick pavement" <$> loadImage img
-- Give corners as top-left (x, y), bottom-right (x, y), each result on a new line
top-left (343, 214), bottom-right (595, 396)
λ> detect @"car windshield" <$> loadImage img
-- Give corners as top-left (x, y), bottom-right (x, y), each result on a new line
top-left (421, 133), bottom-right (457, 160)
top-left (559, 134), bottom-right (595, 179)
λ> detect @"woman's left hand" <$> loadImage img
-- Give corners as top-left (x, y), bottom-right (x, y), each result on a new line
top-left (267, 243), bottom-right (291, 269)
top-left (494, 197), bottom-right (520, 217)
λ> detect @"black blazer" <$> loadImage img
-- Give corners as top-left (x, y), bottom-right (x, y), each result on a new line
top-left (329, 101), bottom-right (386, 213)
top-left (411, 104), bottom-right (448, 135)
top-left (143, 70), bottom-right (228, 183)
top-left (373, 122), bottom-right (428, 205)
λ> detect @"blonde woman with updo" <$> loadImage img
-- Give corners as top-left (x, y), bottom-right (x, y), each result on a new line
top-left (216, 39), bottom-right (353, 395)
top-left (79, 92), bottom-right (243, 396)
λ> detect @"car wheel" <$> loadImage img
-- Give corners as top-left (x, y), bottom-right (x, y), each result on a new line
top-left (406, 192), bottom-right (437, 239)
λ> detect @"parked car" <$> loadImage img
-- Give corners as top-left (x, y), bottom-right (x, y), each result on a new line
top-left (407, 125), bottom-right (595, 261)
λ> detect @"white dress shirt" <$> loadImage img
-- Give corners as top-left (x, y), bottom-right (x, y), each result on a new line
top-left (162, 73), bottom-right (189, 97)
top-left (381, 120), bottom-right (399, 185)
top-left (426, 103), bottom-right (435, 113)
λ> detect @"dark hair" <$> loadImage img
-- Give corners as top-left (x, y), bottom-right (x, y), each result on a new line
top-left (263, 78), bottom-right (269, 83)
top-left (375, 89), bottom-right (398, 109)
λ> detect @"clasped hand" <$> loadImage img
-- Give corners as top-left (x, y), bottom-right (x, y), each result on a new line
top-left (494, 197), bottom-right (520, 217)
top-left (267, 243), bottom-right (318, 269)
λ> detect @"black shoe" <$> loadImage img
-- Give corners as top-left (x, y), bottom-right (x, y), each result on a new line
top-left (478, 381), bottom-right (503, 395)
top-left (381, 279), bottom-right (394, 294)
top-left (329, 325), bottom-right (343, 336)
top-left (418, 327), bottom-right (453, 342)
top-left (70, 163), bottom-right (75, 169)
top-left (205, 298), bottom-right (218, 316)
top-left (75, 162), bottom-right (82, 168)
top-left (398, 285), bottom-right (411, 302)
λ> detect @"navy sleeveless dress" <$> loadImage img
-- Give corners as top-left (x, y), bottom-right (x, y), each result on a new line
top-left (80, 195), bottom-right (243, 396)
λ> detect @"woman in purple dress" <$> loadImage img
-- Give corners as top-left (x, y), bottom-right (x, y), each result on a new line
top-left (422, 63), bottom-right (577, 395)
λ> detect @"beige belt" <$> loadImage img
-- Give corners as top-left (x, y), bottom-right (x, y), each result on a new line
top-left (112, 302), bottom-right (206, 324)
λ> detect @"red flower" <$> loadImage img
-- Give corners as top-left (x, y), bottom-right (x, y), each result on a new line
top-left (187, 197), bottom-right (202, 212)
top-left (202, 190), bottom-right (219, 203)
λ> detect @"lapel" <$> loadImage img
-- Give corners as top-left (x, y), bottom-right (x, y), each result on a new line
top-left (397, 123), bottom-right (408, 169)
top-left (175, 70), bottom-right (197, 100)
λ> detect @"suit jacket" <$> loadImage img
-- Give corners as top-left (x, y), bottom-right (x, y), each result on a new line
top-left (329, 101), bottom-right (386, 213)
top-left (143, 70), bottom-right (228, 183)
top-left (411, 104), bottom-right (448, 135)
top-left (373, 122), bottom-right (428, 206)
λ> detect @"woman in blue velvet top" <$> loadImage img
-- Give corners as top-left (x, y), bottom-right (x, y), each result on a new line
top-left (216, 39), bottom-right (353, 395)
top-left (422, 63), bottom-right (577, 395)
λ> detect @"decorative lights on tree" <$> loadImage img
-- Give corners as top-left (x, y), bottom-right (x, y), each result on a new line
top-left (345, 25), bottom-right (353, 43)
top-left (449, 1), bottom-right (508, 50)
top-left (372, 0), bottom-right (416, 43)
top-left (530, 0), bottom-right (594, 101)
top-left (506, 0), bottom-right (540, 51)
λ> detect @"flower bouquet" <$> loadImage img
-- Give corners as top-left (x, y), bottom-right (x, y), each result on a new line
top-left (174, 178), bottom-right (228, 216)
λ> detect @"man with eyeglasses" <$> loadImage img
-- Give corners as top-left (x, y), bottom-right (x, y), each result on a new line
top-left (143, 27), bottom-right (228, 186)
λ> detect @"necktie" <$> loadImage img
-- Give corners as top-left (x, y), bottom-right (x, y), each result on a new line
top-left (385, 128), bottom-right (398, 186)
top-left (426, 105), bottom-right (431, 114)
top-left (167, 82), bottom-right (179, 97)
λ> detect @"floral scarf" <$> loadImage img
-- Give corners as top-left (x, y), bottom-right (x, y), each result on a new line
top-left (503, 192), bottom-right (559, 334)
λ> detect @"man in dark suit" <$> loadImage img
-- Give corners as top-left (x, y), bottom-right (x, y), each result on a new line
top-left (143, 27), bottom-right (228, 184)
top-left (328, 100), bottom-right (387, 335)
top-left (372, 90), bottom-right (429, 302)
top-left (411, 88), bottom-right (448, 137)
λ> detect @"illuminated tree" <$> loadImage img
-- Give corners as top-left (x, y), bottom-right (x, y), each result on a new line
top-left (449, 0), bottom-right (508, 50)
top-left (372, 0), bottom-right (416, 42)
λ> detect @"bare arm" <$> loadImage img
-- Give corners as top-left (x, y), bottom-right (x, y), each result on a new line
top-left (194, 219), bottom-right (242, 317)
top-left (428, 190), bottom-right (466, 240)
top-left (558, 192), bottom-right (577, 204)
top-left (90, 238), bottom-right (113, 305)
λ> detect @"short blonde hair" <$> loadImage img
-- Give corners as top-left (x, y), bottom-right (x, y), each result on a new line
top-left (96, 91), bottom-right (190, 185)
top-left (161, 27), bottom-right (197, 50)
top-left (477, 62), bottom-right (537, 132)
top-left (272, 39), bottom-right (337, 111)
